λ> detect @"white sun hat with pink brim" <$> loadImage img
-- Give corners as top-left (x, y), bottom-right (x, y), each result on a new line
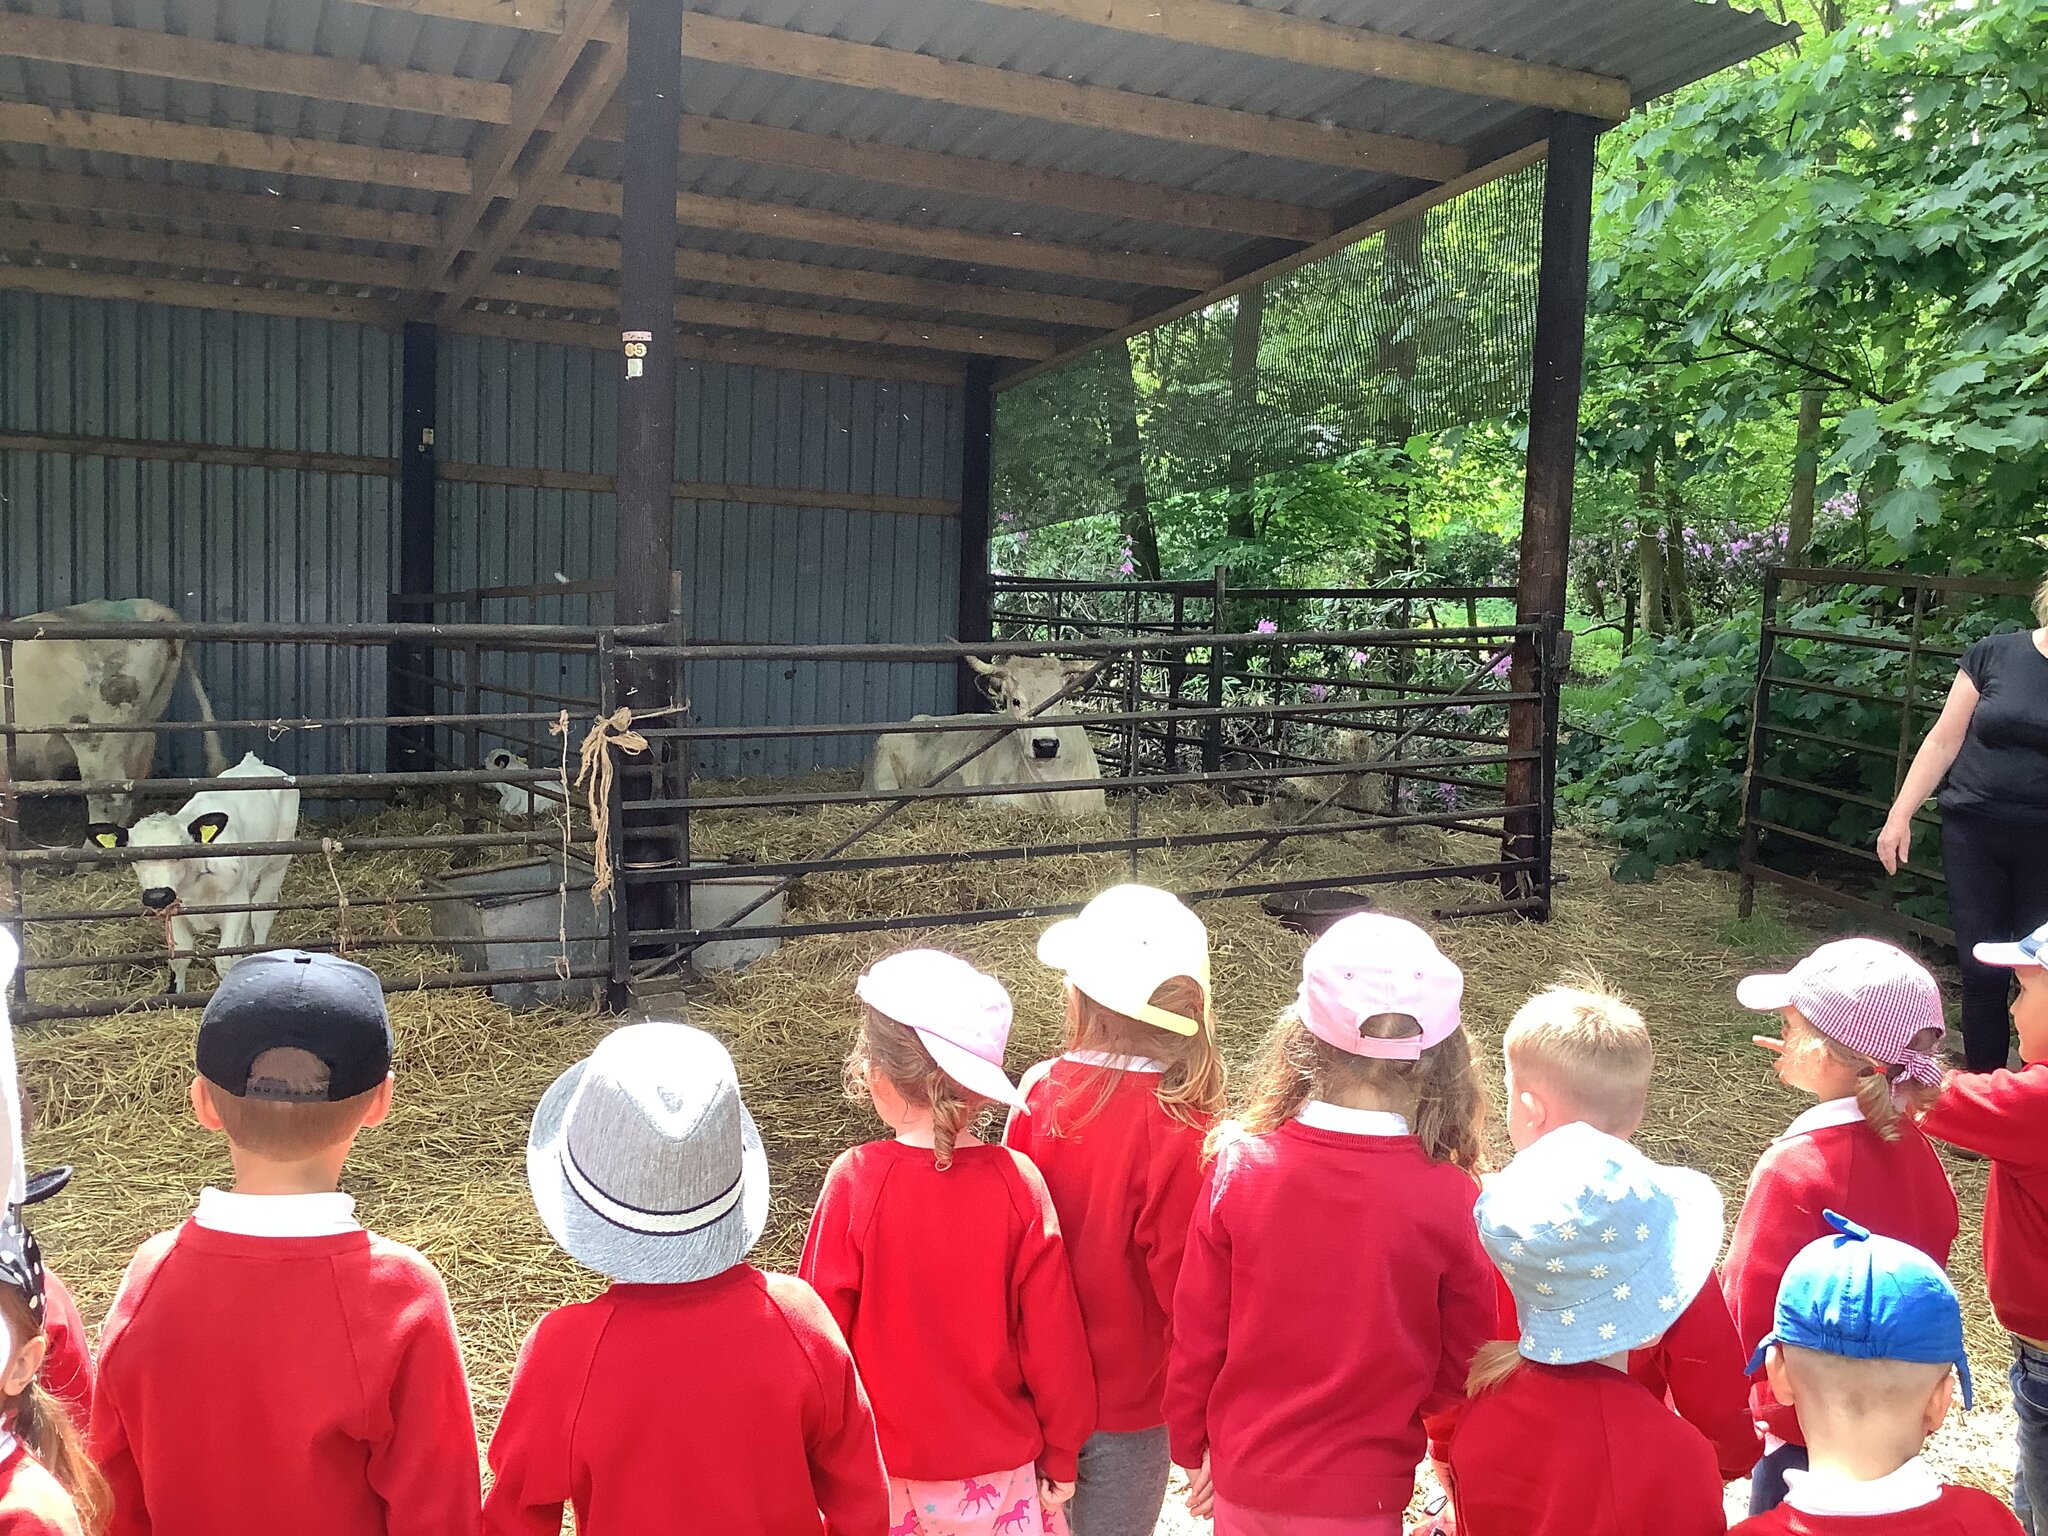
top-left (856, 948), bottom-right (1024, 1110)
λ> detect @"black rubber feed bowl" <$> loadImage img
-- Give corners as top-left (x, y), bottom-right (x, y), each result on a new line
top-left (1261, 889), bottom-right (1374, 934)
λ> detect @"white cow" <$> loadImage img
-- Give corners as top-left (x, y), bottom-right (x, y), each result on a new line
top-left (11, 599), bottom-right (227, 825)
top-left (863, 655), bottom-right (1106, 819)
top-left (87, 753), bottom-right (300, 993)
top-left (483, 748), bottom-right (540, 817)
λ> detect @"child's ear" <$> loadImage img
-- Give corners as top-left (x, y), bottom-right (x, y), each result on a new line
top-left (1763, 1346), bottom-right (1795, 1407)
top-left (189, 1075), bottom-right (226, 1134)
top-left (1923, 1370), bottom-right (1956, 1435)
top-left (0, 1332), bottom-right (46, 1400)
top-left (359, 1074), bottom-right (396, 1131)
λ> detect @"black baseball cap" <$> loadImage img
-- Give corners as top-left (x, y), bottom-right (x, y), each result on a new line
top-left (197, 950), bottom-right (394, 1101)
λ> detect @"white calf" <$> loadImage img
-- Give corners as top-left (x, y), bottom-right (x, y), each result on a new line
top-left (88, 753), bottom-right (301, 993)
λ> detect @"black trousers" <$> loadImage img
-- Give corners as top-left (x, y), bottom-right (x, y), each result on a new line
top-left (1942, 808), bottom-right (2048, 1071)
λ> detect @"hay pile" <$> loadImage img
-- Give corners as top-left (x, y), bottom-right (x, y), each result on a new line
top-left (9, 791), bottom-right (2017, 1496)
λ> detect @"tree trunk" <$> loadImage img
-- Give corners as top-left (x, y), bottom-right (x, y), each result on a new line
top-left (1785, 386), bottom-right (1825, 568)
top-left (1225, 285), bottom-right (1265, 541)
top-left (1377, 219), bottom-right (1425, 574)
top-left (1635, 461), bottom-right (1668, 636)
top-left (1664, 502), bottom-right (1697, 633)
top-left (1106, 340), bottom-right (1161, 579)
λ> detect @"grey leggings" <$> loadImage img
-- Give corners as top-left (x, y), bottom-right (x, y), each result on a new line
top-left (1070, 1426), bottom-right (1172, 1536)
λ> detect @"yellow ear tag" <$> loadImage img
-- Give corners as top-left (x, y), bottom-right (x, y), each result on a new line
top-left (93, 831), bottom-right (121, 850)
top-left (195, 820), bottom-right (224, 845)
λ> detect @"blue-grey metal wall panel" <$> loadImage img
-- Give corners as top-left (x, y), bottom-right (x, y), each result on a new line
top-left (0, 292), bottom-right (397, 784)
top-left (436, 334), bottom-right (965, 777)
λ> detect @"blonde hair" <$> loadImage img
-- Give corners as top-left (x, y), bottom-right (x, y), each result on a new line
top-left (0, 1287), bottom-right (106, 1534)
top-left (1502, 975), bottom-right (1654, 1136)
top-left (1467, 1337), bottom-right (1525, 1397)
top-left (846, 1006), bottom-right (987, 1170)
top-left (1232, 1010), bottom-right (1486, 1172)
top-left (2035, 572), bottom-right (2048, 627)
top-left (202, 1049), bottom-right (384, 1160)
top-left (1784, 1011), bottom-right (1942, 1141)
top-left (1053, 977), bottom-right (1226, 1134)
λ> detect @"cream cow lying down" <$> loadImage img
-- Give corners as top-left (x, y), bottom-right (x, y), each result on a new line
top-left (861, 655), bottom-right (1106, 819)
top-left (87, 753), bottom-right (301, 993)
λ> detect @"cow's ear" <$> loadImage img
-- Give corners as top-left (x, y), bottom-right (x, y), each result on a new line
top-left (85, 823), bottom-right (127, 850)
top-left (188, 812), bottom-right (230, 845)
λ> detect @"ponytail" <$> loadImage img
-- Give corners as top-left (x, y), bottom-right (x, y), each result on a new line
top-left (846, 1006), bottom-right (989, 1170)
top-left (1059, 978), bottom-right (1226, 1135)
top-left (1466, 1339), bottom-right (1524, 1397)
top-left (1823, 1027), bottom-right (1943, 1142)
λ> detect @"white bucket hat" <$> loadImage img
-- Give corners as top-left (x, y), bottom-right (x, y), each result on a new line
top-left (1037, 884), bottom-right (1210, 1036)
top-left (528, 1022), bottom-right (769, 1284)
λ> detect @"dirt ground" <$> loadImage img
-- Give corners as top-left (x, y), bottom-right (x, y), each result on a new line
top-left (8, 815), bottom-right (2020, 1523)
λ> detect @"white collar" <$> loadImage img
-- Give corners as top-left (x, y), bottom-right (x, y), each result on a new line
top-left (1778, 1096), bottom-right (1865, 1143)
top-left (1785, 1456), bottom-right (1943, 1516)
top-left (1063, 1050), bottom-right (1166, 1074)
top-left (194, 1187), bottom-right (361, 1238)
top-left (0, 1430), bottom-right (16, 1465)
top-left (1297, 1101), bottom-right (1410, 1136)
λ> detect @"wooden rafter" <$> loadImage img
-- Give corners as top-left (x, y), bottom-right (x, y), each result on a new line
top-left (675, 14), bottom-right (1468, 180)
top-left (0, 105), bottom-right (1221, 288)
top-left (0, 14), bottom-right (1339, 240)
top-left (409, 0), bottom-right (613, 300)
top-left (971, 0), bottom-right (1634, 120)
top-left (4, 171), bottom-right (1132, 329)
top-left (428, 26), bottom-right (627, 320)
top-left (0, 217), bottom-right (417, 290)
top-left (0, 262), bottom-right (393, 325)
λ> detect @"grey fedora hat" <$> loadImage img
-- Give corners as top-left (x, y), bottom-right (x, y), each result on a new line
top-left (528, 1021), bottom-right (769, 1284)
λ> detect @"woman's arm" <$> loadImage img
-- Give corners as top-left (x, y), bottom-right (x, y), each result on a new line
top-left (1878, 669), bottom-right (1981, 873)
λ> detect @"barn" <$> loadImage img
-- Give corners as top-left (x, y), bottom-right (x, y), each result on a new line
top-left (0, 0), bottom-right (1795, 1018)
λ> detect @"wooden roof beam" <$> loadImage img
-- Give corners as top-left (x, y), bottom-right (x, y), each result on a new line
top-left (0, 171), bottom-right (1132, 328)
top-left (676, 14), bottom-right (1468, 181)
top-left (0, 216), bottom-right (416, 290)
top-left (0, 261), bottom-right (395, 325)
top-left (0, 15), bottom-right (1337, 240)
top-left (973, 0), bottom-right (1633, 120)
top-left (0, 106), bottom-right (1221, 288)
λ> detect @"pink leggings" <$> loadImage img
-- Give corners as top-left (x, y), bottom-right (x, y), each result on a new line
top-left (1212, 1494), bottom-right (1404, 1536)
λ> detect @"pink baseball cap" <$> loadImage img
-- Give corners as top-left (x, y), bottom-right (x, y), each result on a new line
top-left (855, 948), bottom-right (1024, 1109)
top-left (1737, 937), bottom-right (1947, 1087)
top-left (1297, 913), bottom-right (1463, 1059)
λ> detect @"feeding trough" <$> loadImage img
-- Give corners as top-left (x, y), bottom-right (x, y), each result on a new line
top-left (1260, 888), bottom-right (1375, 935)
top-left (428, 854), bottom-right (608, 1009)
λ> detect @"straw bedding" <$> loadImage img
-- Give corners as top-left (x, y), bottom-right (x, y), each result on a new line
top-left (8, 785), bottom-right (2015, 1498)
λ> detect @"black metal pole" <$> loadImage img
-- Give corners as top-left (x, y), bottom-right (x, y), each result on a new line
top-left (1504, 113), bottom-right (1599, 906)
top-left (388, 321), bottom-right (437, 775)
top-left (615, 0), bottom-right (684, 974)
top-left (957, 357), bottom-right (996, 713)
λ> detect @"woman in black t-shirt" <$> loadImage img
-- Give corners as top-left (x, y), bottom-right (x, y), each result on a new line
top-left (1879, 575), bottom-right (2048, 1070)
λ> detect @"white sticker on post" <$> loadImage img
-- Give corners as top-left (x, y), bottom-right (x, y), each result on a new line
top-left (622, 329), bottom-right (652, 380)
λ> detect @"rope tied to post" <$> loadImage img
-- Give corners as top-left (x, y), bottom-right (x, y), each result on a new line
top-left (574, 707), bottom-right (647, 910)
top-left (320, 837), bottom-right (352, 955)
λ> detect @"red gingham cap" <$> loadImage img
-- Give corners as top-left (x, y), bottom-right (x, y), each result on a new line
top-left (1737, 938), bottom-right (1947, 1087)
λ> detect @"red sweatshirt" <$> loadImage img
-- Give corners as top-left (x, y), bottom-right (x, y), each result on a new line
top-left (89, 1222), bottom-right (481, 1536)
top-left (0, 1440), bottom-right (82, 1535)
top-left (1002, 1059), bottom-right (1208, 1433)
top-left (1921, 1062), bottom-right (2048, 1342)
top-left (799, 1139), bottom-right (1096, 1483)
top-left (1164, 1119), bottom-right (1496, 1520)
top-left (1446, 1361), bottom-right (1726, 1536)
top-left (1485, 1263), bottom-right (1762, 1478)
top-left (1724, 1103), bottom-right (1959, 1444)
top-left (485, 1267), bottom-right (888, 1536)
top-left (39, 1271), bottom-right (92, 1434)
top-left (1730, 1486), bottom-right (2024, 1535)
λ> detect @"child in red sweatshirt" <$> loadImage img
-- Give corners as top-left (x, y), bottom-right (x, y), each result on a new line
top-left (1728, 939), bottom-right (1961, 1517)
top-left (487, 1021), bottom-right (888, 1536)
top-left (1494, 978), bottom-right (1761, 1479)
top-left (802, 948), bottom-right (1095, 1536)
top-left (1730, 1214), bottom-right (2020, 1536)
top-left (1005, 885), bottom-right (1225, 1536)
top-left (1164, 914), bottom-right (1496, 1536)
top-left (1919, 919), bottom-right (2048, 1530)
top-left (1449, 1123), bottom-right (1729, 1536)
top-left (88, 950), bottom-right (481, 1536)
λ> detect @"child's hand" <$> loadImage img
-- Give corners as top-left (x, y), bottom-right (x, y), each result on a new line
top-left (1185, 1453), bottom-right (1215, 1519)
top-left (1038, 1477), bottom-right (1074, 1509)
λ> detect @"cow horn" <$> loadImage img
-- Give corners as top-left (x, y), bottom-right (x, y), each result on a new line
top-left (965, 655), bottom-right (998, 675)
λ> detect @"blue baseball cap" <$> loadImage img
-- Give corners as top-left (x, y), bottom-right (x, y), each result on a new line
top-left (1975, 919), bottom-right (2048, 970)
top-left (1745, 1211), bottom-right (1972, 1406)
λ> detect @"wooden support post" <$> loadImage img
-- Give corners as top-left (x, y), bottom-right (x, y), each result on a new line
top-left (1737, 569), bottom-right (1784, 920)
top-left (956, 357), bottom-right (996, 713)
top-left (388, 321), bottom-right (437, 776)
top-left (1504, 114), bottom-right (1599, 911)
top-left (1204, 566), bottom-right (1228, 774)
top-left (615, 0), bottom-right (683, 970)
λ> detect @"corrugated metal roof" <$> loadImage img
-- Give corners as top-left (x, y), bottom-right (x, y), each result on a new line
top-left (0, 0), bottom-right (1794, 353)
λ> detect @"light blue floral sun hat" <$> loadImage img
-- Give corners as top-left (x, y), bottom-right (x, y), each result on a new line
top-left (1476, 1123), bottom-right (1724, 1366)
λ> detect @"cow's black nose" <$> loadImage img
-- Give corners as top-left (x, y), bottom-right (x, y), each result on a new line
top-left (140, 887), bottom-right (178, 911)
top-left (1031, 737), bottom-right (1060, 759)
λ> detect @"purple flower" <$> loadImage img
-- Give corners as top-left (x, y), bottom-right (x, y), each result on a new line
top-left (998, 510), bottom-right (1015, 524)
top-left (1118, 559), bottom-right (1136, 575)
top-left (1488, 653), bottom-right (1513, 679)
top-left (1349, 649), bottom-right (1369, 666)
top-left (1308, 684), bottom-right (1329, 702)
top-left (1442, 783), bottom-right (1461, 811)
top-left (1255, 618), bottom-right (1278, 634)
